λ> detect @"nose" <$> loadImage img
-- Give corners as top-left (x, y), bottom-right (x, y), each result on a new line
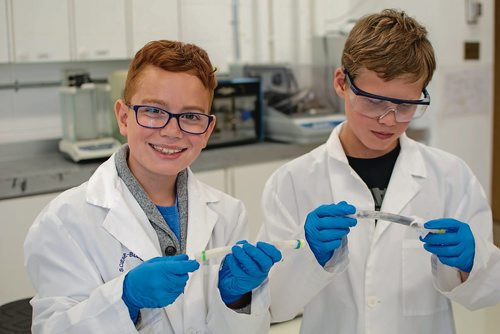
top-left (377, 108), bottom-right (398, 125)
top-left (159, 116), bottom-right (183, 138)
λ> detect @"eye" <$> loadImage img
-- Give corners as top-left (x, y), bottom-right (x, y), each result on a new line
top-left (180, 113), bottom-right (202, 121)
top-left (365, 97), bottom-right (386, 106)
top-left (397, 104), bottom-right (416, 113)
top-left (144, 107), bottom-right (162, 115)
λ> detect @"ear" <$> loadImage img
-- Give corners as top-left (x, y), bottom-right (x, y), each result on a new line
top-left (333, 67), bottom-right (347, 99)
top-left (114, 99), bottom-right (129, 137)
top-left (201, 115), bottom-right (216, 149)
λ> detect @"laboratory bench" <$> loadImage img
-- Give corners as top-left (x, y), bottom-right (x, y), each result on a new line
top-left (0, 139), bottom-right (319, 200)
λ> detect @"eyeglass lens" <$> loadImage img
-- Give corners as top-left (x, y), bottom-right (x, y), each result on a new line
top-left (135, 106), bottom-right (210, 134)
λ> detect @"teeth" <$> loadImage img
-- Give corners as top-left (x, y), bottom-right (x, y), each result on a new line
top-left (152, 144), bottom-right (182, 154)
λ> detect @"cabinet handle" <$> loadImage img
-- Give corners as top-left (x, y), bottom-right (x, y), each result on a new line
top-left (17, 51), bottom-right (29, 61)
top-left (37, 53), bottom-right (50, 60)
top-left (95, 49), bottom-right (109, 56)
top-left (78, 48), bottom-right (89, 59)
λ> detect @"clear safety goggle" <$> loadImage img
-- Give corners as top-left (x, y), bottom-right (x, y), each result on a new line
top-left (344, 70), bottom-right (431, 123)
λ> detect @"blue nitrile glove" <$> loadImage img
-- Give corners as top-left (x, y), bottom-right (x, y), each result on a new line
top-left (304, 201), bottom-right (357, 267)
top-left (420, 218), bottom-right (475, 273)
top-left (122, 254), bottom-right (199, 323)
top-left (218, 240), bottom-right (282, 305)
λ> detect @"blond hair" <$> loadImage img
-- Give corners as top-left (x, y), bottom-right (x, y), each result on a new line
top-left (342, 9), bottom-right (436, 87)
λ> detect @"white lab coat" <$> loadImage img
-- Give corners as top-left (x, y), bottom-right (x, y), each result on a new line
top-left (259, 123), bottom-right (499, 334)
top-left (24, 154), bottom-right (271, 334)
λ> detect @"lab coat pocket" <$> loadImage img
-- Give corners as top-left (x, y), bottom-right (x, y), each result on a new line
top-left (402, 239), bottom-right (449, 316)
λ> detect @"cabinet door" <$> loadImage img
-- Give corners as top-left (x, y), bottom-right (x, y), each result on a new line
top-left (271, 0), bottom-right (295, 63)
top-left (11, 0), bottom-right (70, 62)
top-left (231, 160), bottom-right (288, 241)
top-left (195, 169), bottom-right (226, 193)
top-left (74, 0), bottom-right (127, 60)
top-left (181, 0), bottom-right (234, 73)
top-left (0, 192), bottom-right (59, 305)
top-left (129, 0), bottom-right (179, 56)
top-left (0, 0), bottom-right (8, 63)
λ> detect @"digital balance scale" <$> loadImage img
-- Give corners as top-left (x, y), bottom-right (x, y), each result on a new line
top-left (59, 137), bottom-right (122, 162)
top-left (59, 73), bottom-right (122, 162)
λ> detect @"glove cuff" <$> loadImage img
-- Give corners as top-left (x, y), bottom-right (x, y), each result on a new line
top-left (219, 287), bottom-right (243, 305)
top-left (122, 275), bottom-right (141, 323)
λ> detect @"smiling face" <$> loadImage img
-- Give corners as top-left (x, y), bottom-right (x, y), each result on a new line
top-left (115, 65), bottom-right (215, 185)
top-left (334, 67), bottom-right (425, 158)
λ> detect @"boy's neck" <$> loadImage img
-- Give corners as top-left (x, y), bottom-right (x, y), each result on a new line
top-left (147, 180), bottom-right (177, 206)
top-left (130, 166), bottom-right (178, 206)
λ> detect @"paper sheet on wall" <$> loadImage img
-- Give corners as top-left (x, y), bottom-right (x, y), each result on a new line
top-left (441, 65), bottom-right (492, 116)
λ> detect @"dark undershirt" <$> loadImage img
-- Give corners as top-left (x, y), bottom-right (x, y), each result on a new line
top-left (347, 143), bottom-right (401, 211)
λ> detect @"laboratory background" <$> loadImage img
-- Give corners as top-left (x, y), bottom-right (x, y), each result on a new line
top-left (0, 0), bottom-right (499, 333)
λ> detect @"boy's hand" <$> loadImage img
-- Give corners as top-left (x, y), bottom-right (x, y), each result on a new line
top-left (420, 218), bottom-right (475, 273)
top-left (122, 254), bottom-right (199, 322)
top-left (218, 240), bottom-right (282, 305)
top-left (304, 201), bottom-right (357, 267)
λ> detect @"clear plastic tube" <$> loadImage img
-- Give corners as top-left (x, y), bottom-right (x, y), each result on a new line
top-left (348, 210), bottom-right (445, 236)
top-left (194, 239), bottom-right (306, 263)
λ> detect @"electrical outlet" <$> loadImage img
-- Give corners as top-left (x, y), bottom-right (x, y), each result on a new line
top-left (464, 41), bottom-right (480, 60)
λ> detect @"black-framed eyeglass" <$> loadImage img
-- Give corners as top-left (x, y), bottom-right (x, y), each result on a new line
top-left (127, 105), bottom-right (214, 135)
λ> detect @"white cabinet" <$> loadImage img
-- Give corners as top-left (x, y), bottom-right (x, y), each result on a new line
top-left (231, 159), bottom-right (288, 241)
top-left (11, 0), bottom-right (71, 62)
top-left (181, 0), bottom-right (234, 73)
top-left (195, 168), bottom-right (226, 193)
top-left (0, 0), bottom-right (8, 63)
top-left (129, 0), bottom-right (179, 56)
top-left (73, 0), bottom-right (127, 60)
top-left (0, 192), bottom-right (60, 305)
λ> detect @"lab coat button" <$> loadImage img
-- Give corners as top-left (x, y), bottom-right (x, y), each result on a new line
top-left (186, 328), bottom-right (199, 334)
top-left (367, 296), bottom-right (379, 308)
top-left (165, 246), bottom-right (177, 255)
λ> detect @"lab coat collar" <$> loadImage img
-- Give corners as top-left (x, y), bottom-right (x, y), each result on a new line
top-left (87, 155), bottom-right (162, 261)
top-left (374, 133), bottom-right (426, 242)
top-left (326, 123), bottom-right (349, 164)
top-left (87, 158), bottom-right (219, 332)
top-left (325, 122), bottom-right (426, 178)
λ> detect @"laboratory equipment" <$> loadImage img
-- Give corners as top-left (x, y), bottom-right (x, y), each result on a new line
top-left (208, 78), bottom-right (264, 148)
top-left (59, 71), bottom-right (121, 162)
top-left (195, 239), bottom-right (305, 263)
top-left (108, 70), bottom-right (128, 144)
top-left (311, 33), bottom-right (348, 115)
top-left (235, 64), bottom-right (344, 144)
top-left (349, 210), bottom-right (445, 236)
